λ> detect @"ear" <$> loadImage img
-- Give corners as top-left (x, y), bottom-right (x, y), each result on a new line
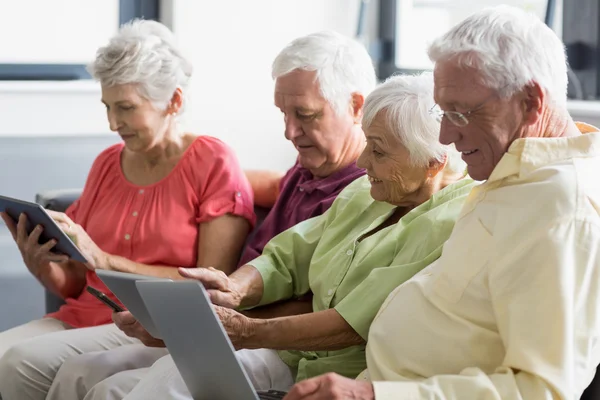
top-left (426, 153), bottom-right (448, 179)
top-left (350, 92), bottom-right (365, 124)
top-left (166, 87), bottom-right (184, 115)
top-left (521, 82), bottom-right (544, 126)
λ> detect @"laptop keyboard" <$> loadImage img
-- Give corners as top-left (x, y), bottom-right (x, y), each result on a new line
top-left (257, 389), bottom-right (287, 399)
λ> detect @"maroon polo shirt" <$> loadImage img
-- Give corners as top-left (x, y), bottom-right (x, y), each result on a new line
top-left (238, 161), bottom-right (365, 266)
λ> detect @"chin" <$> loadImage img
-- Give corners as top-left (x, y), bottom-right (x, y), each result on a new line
top-left (467, 165), bottom-right (493, 181)
top-left (298, 156), bottom-right (326, 171)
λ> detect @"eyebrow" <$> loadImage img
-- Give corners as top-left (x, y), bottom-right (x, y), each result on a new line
top-left (366, 135), bottom-right (384, 144)
top-left (100, 100), bottom-right (132, 106)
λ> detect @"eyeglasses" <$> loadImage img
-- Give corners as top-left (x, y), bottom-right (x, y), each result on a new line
top-left (428, 91), bottom-right (500, 127)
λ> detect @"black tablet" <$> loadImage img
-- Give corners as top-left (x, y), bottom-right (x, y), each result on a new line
top-left (0, 195), bottom-right (88, 263)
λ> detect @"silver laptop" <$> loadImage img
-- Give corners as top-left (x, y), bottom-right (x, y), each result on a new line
top-left (136, 280), bottom-right (287, 400)
top-left (96, 269), bottom-right (166, 339)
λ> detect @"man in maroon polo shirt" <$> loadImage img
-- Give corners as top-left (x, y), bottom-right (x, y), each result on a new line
top-left (239, 30), bottom-right (375, 266)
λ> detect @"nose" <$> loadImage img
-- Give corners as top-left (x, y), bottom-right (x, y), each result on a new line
top-left (438, 120), bottom-right (461, 146)
top-left (284, 115), bottom-right (303, 141)
top-left (107, 110), bottom-right (121, 132)
top-left (356, 146), bottom-right (369, 169)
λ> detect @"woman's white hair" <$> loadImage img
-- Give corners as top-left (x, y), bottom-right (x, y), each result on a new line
top-left (363, 72), bottom-right (465, 174)
top-left (428, 5), bottom-right (567, 106)
top-left (88, 19), bottom-right (193, 112)
top-left (272, 31), bottom-right (376, 116)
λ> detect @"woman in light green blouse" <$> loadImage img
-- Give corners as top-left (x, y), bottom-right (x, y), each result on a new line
top-left (79, 72), bottom-right (478, 399)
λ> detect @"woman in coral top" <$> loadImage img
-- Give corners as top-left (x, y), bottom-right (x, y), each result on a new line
top-left (0, 19), bottom-right (255, 398)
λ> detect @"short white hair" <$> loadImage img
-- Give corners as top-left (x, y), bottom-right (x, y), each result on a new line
top-left (272, 31), bottom-right (376, 116)
top-left (88, 19), bottom-right (193, 112)
top-left (363, 72), bottom-right (465, 174)
top-left (428, 5), bottom-right (567, 106)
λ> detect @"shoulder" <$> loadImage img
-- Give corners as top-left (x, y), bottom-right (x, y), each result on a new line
top-left (87, 143), bottom-right (123, 178)
top-left (326, 175), bottom-right (373, 212)
top-left (184, 135), bottom-right (238, 163)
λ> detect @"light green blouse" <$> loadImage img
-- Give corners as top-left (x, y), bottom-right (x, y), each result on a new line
top-left (249, 175), bottom-right (477, 382)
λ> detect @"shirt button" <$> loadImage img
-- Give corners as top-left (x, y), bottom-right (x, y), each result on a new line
top-left (139, 189), bottom-right (144, 194)
top-left (124, 234), bottom-right (131, 240)
top-left (299, 187), bottom-right (304, 192)
top-left (235, 191), bottom-right (241, 197)
top-left (132, 211), bottom-right (138, 217)
top-left (327, 289), bottom-right (334, 296)
top-left (346, 249), bottom-right (353, 256)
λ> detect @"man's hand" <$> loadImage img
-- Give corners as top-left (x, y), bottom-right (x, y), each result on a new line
top-left (284, 373), bottom-right (375, 400)
top-left (213, 304), bottom-right (255, 349)
top-left (112, 311), bottom-right (165, 348)
top-left (179, 267), bottom-right (244, 308)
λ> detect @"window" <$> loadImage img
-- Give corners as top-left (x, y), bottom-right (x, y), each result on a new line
top-left (0, 0), bottom-right (159, 81)
top-left (377, 0), bottom-right (555, 78)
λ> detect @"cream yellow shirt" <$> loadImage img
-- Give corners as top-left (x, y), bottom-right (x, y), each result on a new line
top-left (365, 128), bottom-right (600, 399)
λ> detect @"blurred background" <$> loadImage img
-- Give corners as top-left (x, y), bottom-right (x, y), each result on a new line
top-left (0, 0), bottom-right (598, 330)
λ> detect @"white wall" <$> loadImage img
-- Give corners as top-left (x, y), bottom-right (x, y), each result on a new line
top-left (0, 0), bottom-right (378, 172)
top-left (167, 0), bottom-right (377, 171)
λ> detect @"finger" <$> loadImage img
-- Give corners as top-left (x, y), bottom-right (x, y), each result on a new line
top-left (283, 378), bottom-right (322, 400)
top-left (207, 289), bottom-right (235, 308)
top-left (16, 213), bottom-right (28, 244)
top-left (46, 210), bottom-right (73, 226)
top-left (1, 212), bottom-right (18, 240)
top-left (112, 310), bottom-right (135, 325)
top-left (27, 224), bottom-right (44, 248)
top-left (178, 267), bottom-right (228, 290)
top-left (46, 253), bottom-right (70, 263)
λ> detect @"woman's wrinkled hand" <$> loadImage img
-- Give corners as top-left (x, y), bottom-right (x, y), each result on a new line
top-left (112, 311), bottom-right (165, 348)
top-left (213, 304), bottom-right (255, 350)
top-left (46, 210), bottom-right (109, 270)
top-left (178, 267), bottom-right (244, 309)
top-left (1, 211), bottom-right (69, 276)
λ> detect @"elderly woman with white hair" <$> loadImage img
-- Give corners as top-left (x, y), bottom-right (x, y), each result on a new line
top-left (73, 72), bottom-right (476, 400)
top-left (0, 19), bottom-right (256, 399)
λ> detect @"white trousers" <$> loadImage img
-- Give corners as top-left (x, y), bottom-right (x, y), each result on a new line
top-left (0, 318), bottom-right (139, 400)
top-left (80, 349), bottom-right (295, 400)
top-left (48, 344), bottom-right (168, 400)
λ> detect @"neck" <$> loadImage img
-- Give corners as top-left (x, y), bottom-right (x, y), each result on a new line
top-left (524, 104), bottom-right (581, 140)
top-left (310, 125), bottom-right (365, 179)
top-left (136, 123), bottom-right (186, 168)
top-left (394, 168), bottom-right (465, 209)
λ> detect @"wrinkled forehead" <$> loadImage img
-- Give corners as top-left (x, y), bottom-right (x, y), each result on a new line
top-left (274, 70), bottom-right (325, 107)
top-left (433, 60), bottom-right (490, 105)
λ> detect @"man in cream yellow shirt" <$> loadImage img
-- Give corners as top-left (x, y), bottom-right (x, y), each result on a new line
top-left (284, 5), bottom-right (600, 400)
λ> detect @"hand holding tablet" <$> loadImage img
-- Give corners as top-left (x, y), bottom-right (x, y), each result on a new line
top-left (0, 195), bottom-right (88, 264)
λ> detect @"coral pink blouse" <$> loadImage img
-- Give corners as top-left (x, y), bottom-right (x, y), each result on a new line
top-left (47, 136), bottom-right (255, 328)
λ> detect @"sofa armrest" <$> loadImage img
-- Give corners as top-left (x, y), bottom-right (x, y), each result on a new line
top-left (35, 188), bottom-right (83, 212)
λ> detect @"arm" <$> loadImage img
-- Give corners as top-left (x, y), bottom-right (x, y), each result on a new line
top-left (245, 308), bottom-right (364, 351)
top-left (372, 219), bottom-right (600, 400)
top-left (35, 260), bottom-right (87, 299)
top-left (106, 213), bottom-right (250, 277)
top-left (179, 213), bottom-right (328, 309)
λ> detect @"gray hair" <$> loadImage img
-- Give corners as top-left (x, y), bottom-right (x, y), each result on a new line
top-left (362, 73), bottom-right (465, 174)
top-left (272, 30), bottom-right (376, 116)
top-left (428, 5), bottom-right (567, 106)
top-left (88, 19), bottom-right (193, 112)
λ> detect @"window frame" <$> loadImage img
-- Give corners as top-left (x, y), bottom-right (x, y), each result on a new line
top-left (0, 0), bottom-right (159, 81)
